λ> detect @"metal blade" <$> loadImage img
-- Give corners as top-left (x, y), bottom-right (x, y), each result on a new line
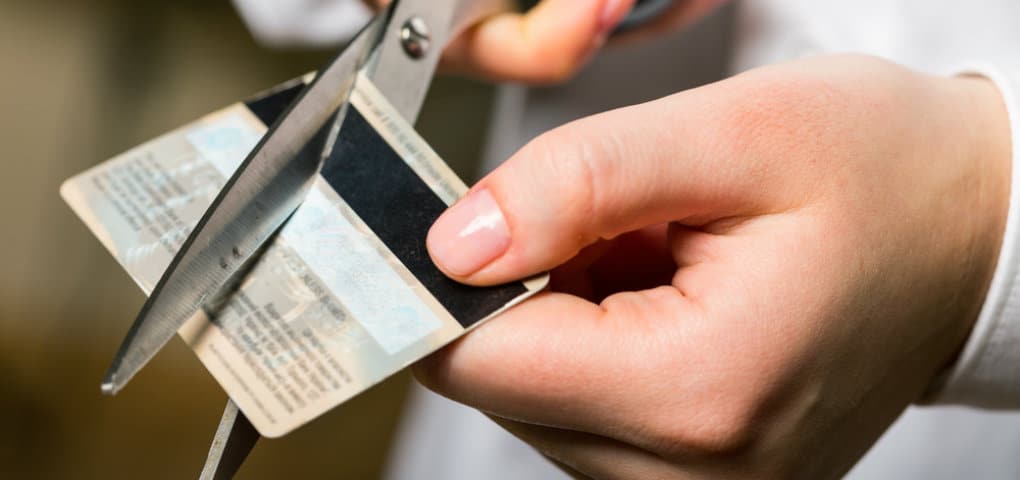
top-left (191, 2), bottom-right (512, 474)
top-left (199, 400), bottom-right (260, 480)
top-left (101, 13), bottom-right (389, 395)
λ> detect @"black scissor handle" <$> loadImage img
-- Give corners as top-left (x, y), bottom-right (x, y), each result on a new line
top-left (518, 0), bottom-right (675, 34)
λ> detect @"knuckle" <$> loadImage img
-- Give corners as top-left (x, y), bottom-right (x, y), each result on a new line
top-left (518, 127), bottom-right (606, 231)
top-left (646, 327), bottom-right (776, 459)
top-left (654, 394), bottom-right (760, 459)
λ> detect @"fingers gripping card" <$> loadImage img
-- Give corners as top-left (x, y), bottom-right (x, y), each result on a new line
top-left (60, 74), bottom-right (547, 437)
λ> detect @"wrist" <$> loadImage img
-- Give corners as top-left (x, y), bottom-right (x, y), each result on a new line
top-left (942, 74), bottom-right (1012, 371)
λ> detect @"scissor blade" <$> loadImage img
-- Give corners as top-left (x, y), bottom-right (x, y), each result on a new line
top-left (199, 400), bottom-right (260, 480)
top-left (101, 14), bottom-right (388, 395)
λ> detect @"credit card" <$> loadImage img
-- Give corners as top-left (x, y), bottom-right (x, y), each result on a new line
top-left (61, 74), bottom-right (547, 437)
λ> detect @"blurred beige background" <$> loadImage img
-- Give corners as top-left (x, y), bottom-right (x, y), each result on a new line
top-left (0, 1), bottom-right (493, 478)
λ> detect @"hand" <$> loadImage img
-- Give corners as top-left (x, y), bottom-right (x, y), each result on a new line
top-left (419, 55), bottom-right (1011, 478)
top-left (365, 0), bottom-right (727, 84)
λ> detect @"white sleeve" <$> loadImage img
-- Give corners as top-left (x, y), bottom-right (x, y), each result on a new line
top-left (230, 0), bottom-right (372, 48)
top-left (931, 62), bottom-right (1020, 408)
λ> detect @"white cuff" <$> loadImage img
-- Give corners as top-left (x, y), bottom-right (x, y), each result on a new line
top-left (932, 62), bottom-right (1020, 407)
top-left (231, 0), bottom-right (371, 48)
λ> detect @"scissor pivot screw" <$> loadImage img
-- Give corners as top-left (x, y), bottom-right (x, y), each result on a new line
top-left (400, 16), bottom-right (431, 59)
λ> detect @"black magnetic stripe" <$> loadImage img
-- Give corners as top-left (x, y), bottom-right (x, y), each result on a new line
top-left (321, 107), bottom-right (527, 328)
top-left (243, 81), bottom-right (307, 127)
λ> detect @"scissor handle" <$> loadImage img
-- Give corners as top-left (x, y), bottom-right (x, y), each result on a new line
top-left (518, 0), bottom-right (675, 33)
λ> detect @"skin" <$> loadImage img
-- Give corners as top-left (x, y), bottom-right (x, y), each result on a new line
top-left (373, 1), bottom-right (1014, 478)
top-left (419, 54), bottom-right (1011, 479)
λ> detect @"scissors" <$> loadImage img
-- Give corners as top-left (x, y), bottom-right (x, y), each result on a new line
top-left (98, 0), bottom-right (673, 477)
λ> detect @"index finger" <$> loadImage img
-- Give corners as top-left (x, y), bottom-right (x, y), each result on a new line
top-left (413, 286), bottom-right (699, 449)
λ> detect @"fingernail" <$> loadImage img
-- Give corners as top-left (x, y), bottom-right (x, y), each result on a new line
top-left (598, 0), bottom-right (631, 37)
top-left (427, 189), bottom-right (510, 276)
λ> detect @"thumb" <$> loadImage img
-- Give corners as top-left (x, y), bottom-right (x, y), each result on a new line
top-left (426, 84), bottom-right (772, 285)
